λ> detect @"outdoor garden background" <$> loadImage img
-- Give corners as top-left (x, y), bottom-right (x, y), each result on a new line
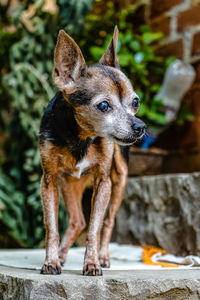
top-left (1, 0), bottom-right (200, 255)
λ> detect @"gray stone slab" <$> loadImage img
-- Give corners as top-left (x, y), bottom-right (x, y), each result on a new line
top-left (115, 172), bottom-right (200, 256)
top-left (1, 266), bottom-right (200, 300)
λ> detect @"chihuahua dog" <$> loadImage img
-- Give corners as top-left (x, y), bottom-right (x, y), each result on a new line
top-left (39, 26), bottom-right (145, 276)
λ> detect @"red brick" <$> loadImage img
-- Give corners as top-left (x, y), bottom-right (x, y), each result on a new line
top-left (177, 4), bottom-right (200, 32)
top-left (150, 0), bottom-right (183, 18)
top-left (127, 4), bottom-right (148, 33)
top-left (155, 39), bottom-right (183, 58)
top-left (149, 15), bottom-right (171, 36)
top-left (193, 61), bottom-right (200, 83)
top-left (192, 31), bottom-right (200, 56)
top-left (178, 84), bottom-right (200, 147)
top-left (184, 83), bottom-right (200, 116)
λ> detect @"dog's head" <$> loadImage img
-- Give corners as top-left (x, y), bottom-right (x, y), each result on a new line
top-left (53, 27), bottom-right (146, 145)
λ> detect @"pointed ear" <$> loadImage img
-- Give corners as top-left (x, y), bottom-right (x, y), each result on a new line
top-left (52, 30), bottom-right (86, 93)
top-left (99, 26), bottom-right (120, 69)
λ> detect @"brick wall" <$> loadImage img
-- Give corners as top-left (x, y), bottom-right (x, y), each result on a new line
top-left (145, 0), bottom-right (200, 151)
top-left (147, 0), bottom-right (200, 63)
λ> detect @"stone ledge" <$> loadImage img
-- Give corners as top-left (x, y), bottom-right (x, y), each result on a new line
top-left (115, 172), bottom-right (200, 256)
top-left (1, 266), bottom-right (200, 299)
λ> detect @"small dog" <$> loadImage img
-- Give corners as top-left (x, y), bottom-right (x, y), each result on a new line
top-left (39, 26), bottom-right (146, 276)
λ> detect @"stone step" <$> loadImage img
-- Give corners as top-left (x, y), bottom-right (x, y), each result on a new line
top-left (1, 266), bottom-right (200, 300)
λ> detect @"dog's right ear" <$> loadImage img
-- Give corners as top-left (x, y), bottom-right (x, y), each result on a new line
top-left (99, 26), bottom-right (120, 69)
top-left (53, 30), bottom-right (86, 93)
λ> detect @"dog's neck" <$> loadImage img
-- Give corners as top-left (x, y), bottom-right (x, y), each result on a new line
top-left (39, 91), bottom-right (97, 161)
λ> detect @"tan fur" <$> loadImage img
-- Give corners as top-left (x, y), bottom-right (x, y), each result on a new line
top-left (99, 144), bottom-right (128, 267)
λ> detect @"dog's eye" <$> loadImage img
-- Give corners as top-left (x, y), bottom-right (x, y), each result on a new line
top-left (96, 101), bottom-right (112, 112)
top-left (132, 97), bottom-right (139, 108)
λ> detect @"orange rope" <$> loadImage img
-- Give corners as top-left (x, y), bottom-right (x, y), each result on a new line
top-left (139, 245), bottom-right (179, 268)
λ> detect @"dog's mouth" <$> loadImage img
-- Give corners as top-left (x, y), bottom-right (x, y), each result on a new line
top-left (110, 135), bottom-right (136, 146)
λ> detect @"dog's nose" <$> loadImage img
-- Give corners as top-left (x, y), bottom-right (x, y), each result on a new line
top-left (131, 120), bottom-right (146, 135)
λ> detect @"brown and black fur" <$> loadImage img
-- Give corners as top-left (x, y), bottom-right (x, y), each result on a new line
top-left (39, 26), bottom-right (146, 276)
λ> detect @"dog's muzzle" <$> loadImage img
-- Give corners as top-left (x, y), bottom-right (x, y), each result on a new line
top-left (110, 118), bottom-right (146, 145)
top-left (131, 118), bottom-right (146, 138)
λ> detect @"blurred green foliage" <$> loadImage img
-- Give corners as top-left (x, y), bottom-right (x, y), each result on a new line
top-left (0, 174), bottom-right (26, 247)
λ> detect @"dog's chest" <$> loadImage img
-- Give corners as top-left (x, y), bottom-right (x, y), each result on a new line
top-left (71, 157), bottom-right (91, 179)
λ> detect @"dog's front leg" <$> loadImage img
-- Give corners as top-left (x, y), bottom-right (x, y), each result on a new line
top-left (83, 175), bottom-right (111, 276)
top-left (40, 173), bottom-right (61, 275)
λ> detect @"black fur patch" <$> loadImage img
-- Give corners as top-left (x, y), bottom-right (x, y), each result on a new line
top-left (68, 89), bottom-right (94, 106)
top-left (120, 146), bottom-right (129, 164)
top-left (39, 92), bottom-right (95, 161)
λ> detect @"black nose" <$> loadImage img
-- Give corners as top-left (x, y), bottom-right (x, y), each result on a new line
top-left (131, 119), bottom-right (146, 135)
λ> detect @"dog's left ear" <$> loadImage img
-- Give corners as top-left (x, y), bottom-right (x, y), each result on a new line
top-left (53, 30), bottom-right (86, 93)
top-left (99, 26), bottom-right (120, 69)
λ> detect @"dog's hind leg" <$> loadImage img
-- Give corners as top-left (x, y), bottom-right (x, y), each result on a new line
top-left (99, 145), bottom-right (128, 268)
top-left (58, 175), bottom-right (87, 265)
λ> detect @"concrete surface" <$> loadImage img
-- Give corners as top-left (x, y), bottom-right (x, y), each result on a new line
top-left (0, 245), bottom-right (147, 271)
top-left (1, 266), bottom-right (200, 299)
top-left (1, 245), bottom-right (199, 271)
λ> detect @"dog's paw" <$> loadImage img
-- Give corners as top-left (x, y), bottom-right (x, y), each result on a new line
top-left (59, 251), bottom-right (66, 267)
top-left (40, 261), bottom-right (61, 275)
top-left (99, 254), bottom-right (110, 268)
top-left (83, 263), bottom-right (102, 276)
top-left (59, 257), bottom-right (66, 267)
